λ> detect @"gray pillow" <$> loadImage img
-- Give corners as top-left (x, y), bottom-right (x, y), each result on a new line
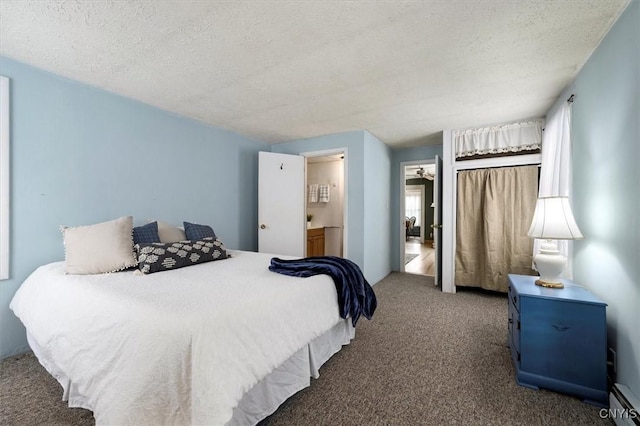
top-left (135, 237), bottom-right (228, 274)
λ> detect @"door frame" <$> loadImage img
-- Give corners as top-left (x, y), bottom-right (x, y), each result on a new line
top-left (0, 76), bottom-right (9, 280)
top-left (300, 148), bottom-right (348, 258)
top-left (399, 158), bottom-right (435, 273)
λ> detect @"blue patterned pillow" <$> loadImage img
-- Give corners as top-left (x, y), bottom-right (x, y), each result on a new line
top-left (135, 237), bottom-right (228, 274)
top-left (183, 222), bottom-right (217, 240)
top-left (133, 221), bottom-right (160, 245)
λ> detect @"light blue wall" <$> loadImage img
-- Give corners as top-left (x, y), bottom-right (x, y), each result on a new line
top-left (390, 144), bottom-right (443, 271)
top-left (0, 57), bottom-right (268, 359)
top-left (553, 1), bottom-right (639, 398)
top-left (363, 131), bottom-right (392, 284)
top-left (270, 131), bottom-right (366, 274)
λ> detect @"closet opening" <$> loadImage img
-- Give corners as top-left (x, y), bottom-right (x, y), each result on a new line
top-left (455, 165), bottom-right (538, 293)
top-left (442, 120), bottom-right (544, 293)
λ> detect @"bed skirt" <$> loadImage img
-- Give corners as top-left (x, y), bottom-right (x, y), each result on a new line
top-left (231, 318), bottom-right (354, 424)
top-left (28, 318), bottom-right (355, 425)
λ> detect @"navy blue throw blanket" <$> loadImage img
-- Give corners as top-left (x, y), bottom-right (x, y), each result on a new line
top-left (269, 256), bottom-right (376, 326)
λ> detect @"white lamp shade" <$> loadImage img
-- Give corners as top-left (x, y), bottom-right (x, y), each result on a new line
top-left (527, 196), bottom-right (583, 240)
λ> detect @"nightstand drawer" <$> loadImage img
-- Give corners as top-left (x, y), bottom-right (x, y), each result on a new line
top-left (508, 284), bottom-right (520, 313)
top-left (508, 309), bottom-right (520, 356)
top-left (507, 283), bottom-right (521, 367)
top-left (509, 330), bottom-right (520, 365)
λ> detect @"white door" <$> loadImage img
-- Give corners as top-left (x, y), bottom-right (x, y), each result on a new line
top-left (258, 152), bottom-right (305, 256)
top-left (433, 155), bottom-right (443, 286)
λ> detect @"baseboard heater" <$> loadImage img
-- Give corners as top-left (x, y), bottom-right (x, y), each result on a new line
top-left (609, 383), bottom-right (640, 425)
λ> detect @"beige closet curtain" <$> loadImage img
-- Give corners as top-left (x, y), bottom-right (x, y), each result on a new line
top-left (455, 165), bottom-right (538, 292)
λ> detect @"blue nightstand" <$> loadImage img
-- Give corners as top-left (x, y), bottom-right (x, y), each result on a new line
top-left (507, 274), bottom-right (608, 407)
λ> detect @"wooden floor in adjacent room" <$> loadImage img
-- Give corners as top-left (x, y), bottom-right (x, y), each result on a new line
top-left (404, 239), bottom-right (435, 276)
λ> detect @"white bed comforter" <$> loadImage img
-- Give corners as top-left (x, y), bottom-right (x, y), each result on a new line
top-left (10, 250), bottom-right (341, 425)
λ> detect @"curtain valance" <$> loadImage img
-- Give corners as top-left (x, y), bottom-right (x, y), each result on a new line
top-left (454, 121), bottom-right (543, 158)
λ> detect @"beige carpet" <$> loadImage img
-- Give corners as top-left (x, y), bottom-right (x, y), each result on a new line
top-left (0, 272), bottom-right (611, 425)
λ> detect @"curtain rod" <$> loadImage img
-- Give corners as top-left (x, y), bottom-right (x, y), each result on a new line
top-left (567, 94), bottom-right (575, 103)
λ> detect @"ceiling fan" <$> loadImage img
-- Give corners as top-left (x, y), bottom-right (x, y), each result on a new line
top-left (416, 166), bottom-right (435, 180)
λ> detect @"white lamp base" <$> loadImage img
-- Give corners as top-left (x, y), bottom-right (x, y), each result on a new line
top-left (533, 241), bottom-right (566, 289)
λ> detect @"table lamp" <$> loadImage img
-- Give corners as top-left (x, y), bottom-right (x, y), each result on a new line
top-left (527, 196), bottom-right (583, 288)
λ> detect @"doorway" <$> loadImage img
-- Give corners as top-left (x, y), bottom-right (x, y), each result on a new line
top-left (303, 149), bottom-right (347, 258)
top-left (401, 161), bottom-right (436, 277)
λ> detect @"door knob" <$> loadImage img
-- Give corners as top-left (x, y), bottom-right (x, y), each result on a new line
top-left (431, 224), bottom-right (442, 229)
top-left (260, 224), bottom-right (266, 229)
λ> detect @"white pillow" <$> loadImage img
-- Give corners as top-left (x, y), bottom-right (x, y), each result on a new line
top-left (63, 216), bottom-right (137, 274)
top-left (156, 220), bottom-right (187, 243)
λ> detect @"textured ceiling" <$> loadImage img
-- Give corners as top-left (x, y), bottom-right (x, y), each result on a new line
top-left (0, 1), bottom-right (630, 147)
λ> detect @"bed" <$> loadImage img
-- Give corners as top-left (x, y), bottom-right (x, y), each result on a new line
top-left (10, 249), bottom-right (356, 425)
